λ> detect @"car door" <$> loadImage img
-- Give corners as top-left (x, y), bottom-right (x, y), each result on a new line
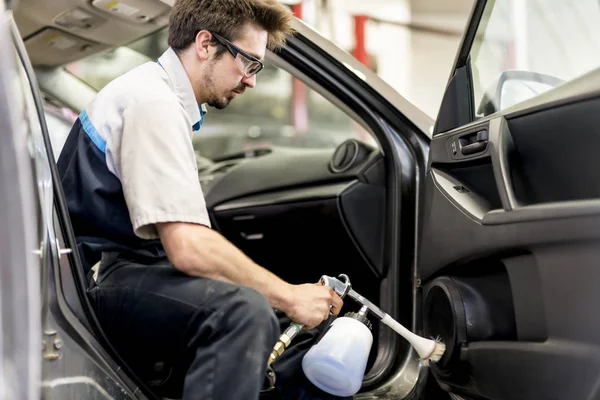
top-left (418, 1), bottom-right (600, 399)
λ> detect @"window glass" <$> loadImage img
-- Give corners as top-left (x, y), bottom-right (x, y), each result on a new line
top-left (65, 47), bottom-right (152, 91)
top-left (469, 0), bottom-right (600, 117)
top-left (64, 29), bottom-right (375, 160)
top-left (192, 65), bottom-right (375, 160)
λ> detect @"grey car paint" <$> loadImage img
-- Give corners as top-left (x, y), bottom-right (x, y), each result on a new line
top-left (0, 2), bottom-right (41, 399)
top-left (3, 4), bottom-right (148, 399)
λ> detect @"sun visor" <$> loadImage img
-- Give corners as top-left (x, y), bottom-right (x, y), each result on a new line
top-left (91, 0), bottom-right (171, 24)
top-left (24, 28), bottom-right (109, 67)
top-left (53, 8), bottom-right (108, 32)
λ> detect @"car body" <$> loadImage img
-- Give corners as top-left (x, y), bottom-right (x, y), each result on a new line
top-left (2, 0), bottom-right (600, 399)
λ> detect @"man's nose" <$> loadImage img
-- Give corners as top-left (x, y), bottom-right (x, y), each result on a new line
top-left (242, 74), bottom-right (257, 89)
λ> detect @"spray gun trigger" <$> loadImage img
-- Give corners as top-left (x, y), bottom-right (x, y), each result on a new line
top-left (338, 274), bottom-right (350, 285)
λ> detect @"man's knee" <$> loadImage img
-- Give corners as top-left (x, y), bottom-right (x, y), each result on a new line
top-left (230, 287), bottom-right (280, 343)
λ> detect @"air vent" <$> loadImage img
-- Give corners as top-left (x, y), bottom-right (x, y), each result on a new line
top-left (329, 139), bottom-right (370, 173)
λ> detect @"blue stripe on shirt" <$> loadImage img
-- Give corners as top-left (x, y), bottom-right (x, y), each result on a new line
top-left (79, 109), bottom-right (107, 153)
top-left (192, 107), bottom-right (204, 131)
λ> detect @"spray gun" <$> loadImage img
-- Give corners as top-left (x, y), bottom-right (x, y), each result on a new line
top-left (268, 274), bottom-right (446, 397)
top-left (268, 274), bottom-right (354, 366)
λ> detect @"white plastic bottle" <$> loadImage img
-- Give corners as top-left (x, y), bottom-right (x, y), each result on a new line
top-left (302, 306), bottom-right (373, 397)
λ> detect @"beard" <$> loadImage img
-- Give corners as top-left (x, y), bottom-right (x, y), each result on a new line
top-left (203, 61), bottom-right (245, 109)
top-left (206, 94), bottom-right (233, 110)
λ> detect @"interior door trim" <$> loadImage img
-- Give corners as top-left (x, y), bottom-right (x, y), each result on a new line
top-left (432, 167), bottom-right (600, 226)
top-left (431, 168), bottom-right (491, 222)
top-left (482, 199), bottom-right (600, 225)
top-left (489, 117), bottom-right (517, 211)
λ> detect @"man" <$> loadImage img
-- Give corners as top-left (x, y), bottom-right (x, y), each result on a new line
top-left (57, 0), bottom-right (347, 399)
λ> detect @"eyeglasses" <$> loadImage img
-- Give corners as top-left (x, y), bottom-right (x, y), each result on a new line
top-left (211, 32), bottom-right (264, 78)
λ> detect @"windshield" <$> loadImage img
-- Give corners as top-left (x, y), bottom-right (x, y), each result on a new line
top-left (469, 0), bottom-right (600, 117)
top-left (65, 28), bottom-right (375, 160)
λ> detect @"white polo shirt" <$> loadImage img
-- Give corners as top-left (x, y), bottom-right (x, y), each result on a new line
top-left (81, 47), bottom-right (211, 239)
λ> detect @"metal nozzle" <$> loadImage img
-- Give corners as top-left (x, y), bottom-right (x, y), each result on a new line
top-left (268, 339), bottom-right (287, 366)
top-left (358, 305), bottom-right (369, 317)
top-left (268, 323), bottom-right (302, 366)
top-left (346, 288), bottom-right (386, 320)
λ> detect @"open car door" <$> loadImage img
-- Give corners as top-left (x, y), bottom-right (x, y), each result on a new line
top-left (419, 1), bottom-right (600, 399)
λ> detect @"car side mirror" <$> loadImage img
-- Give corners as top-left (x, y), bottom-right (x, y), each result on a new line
top-left (477, 70), bottom-right (564, 116)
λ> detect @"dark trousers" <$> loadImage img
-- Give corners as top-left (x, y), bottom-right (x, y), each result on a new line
top-left (87, 252), bottom-right (354, 400)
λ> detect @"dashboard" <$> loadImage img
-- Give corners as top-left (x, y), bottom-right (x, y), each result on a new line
top-left (200, 139), bottom-right (386, 289)
top-left (199, 141), bottom-right (382, 210)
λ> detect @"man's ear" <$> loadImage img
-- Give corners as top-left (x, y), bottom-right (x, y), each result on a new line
top-left (195, 30), bottom-right (213, 61)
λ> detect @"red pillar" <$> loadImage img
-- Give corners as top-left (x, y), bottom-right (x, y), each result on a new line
top-left (353, 14), bottom-right (370, 141)
top-left (292, 3), bottom-right (303, 19)
top-left (291, 2), bottom-right (308, 135)
top-left (353, 15), bottom-right (370, 68)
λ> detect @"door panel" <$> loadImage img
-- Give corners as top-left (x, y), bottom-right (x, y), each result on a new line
top-left (421, 70), bottom-right (600, 400)
top-left (508, 97), bottom-right (600, 204)
top-left (420, 1), bottom-right (600, 396)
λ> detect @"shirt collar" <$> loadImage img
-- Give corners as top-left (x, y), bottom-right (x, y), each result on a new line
top-left (157, 47), bottom-right (207, 131)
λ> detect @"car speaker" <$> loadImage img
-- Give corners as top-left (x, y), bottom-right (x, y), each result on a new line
top-left (422, 270), bottom-right (517, 377)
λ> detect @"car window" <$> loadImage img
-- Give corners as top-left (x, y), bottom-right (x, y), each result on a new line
top-left (65, 46), bottom-right (152, 91)
top-left (191, 65), bottom-right (375, 160)
top-left (64, 28), bottom-right (376, 160)
top-left (469, 0), bottom-right (600, 117)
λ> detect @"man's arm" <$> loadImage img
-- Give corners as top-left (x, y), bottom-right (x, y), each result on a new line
top-left (118, 99), bottom-right (340, 329)
top-left (158, 222), bottom-right (343, 329)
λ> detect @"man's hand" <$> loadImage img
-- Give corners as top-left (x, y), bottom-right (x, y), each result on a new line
top-left (284, 284), bottom-right (344, 329)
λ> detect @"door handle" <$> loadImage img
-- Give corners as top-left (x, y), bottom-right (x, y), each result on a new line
top-left (460, 141), bottom-right (487, 155)
top-left (459, 130), bottom-right (488, 155)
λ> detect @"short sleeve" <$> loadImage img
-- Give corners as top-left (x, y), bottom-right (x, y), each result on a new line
top-left (119, 99), bottom-right (211, 239)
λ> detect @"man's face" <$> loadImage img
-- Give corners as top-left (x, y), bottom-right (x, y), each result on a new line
top-left (203, 24), bottom-right (267, 109)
